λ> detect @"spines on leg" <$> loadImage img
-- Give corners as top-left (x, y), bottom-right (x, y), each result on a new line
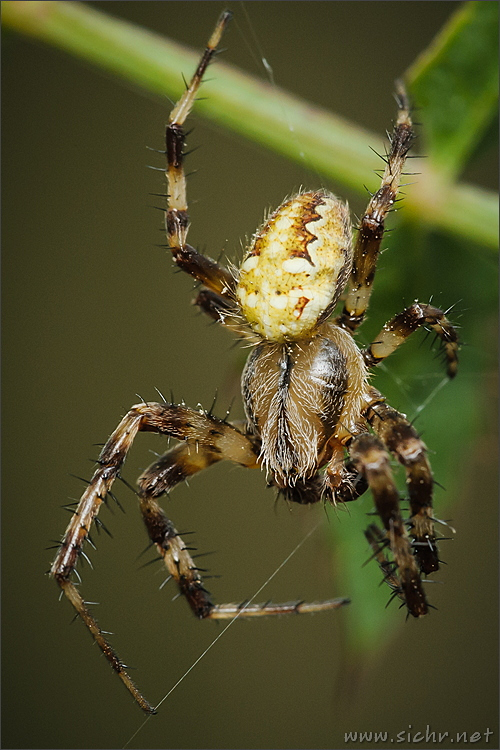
top-left (349, 432), bottom-right (428, 617)
top-left (51, 398), bottom-right (256, 712)
top-left (363, 302), bottom-right (459, 379)
top-left (59, 580), bottom-right (157, 714)
top-left (138, 493), bottom-right (215, 620)
top-left (338, 81), bottom-right (414, 332)
top-left (164, 11), bottom-right (235, 298)
top-left (208, 597), bottom-right (350, 619)
top-left (366, 396), bottom-right (440, 575)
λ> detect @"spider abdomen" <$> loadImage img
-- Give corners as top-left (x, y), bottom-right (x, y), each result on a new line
top-left (236, 190), bottom-right (352, 342)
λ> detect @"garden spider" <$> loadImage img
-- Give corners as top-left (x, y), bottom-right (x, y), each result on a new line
top-left (51, 11), bottom-right (459, 714)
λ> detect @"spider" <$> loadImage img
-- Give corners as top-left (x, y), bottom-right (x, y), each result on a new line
top-left (51, 11), bottom-right (459, 714)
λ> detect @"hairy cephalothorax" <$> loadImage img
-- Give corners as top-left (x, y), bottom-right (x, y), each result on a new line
top-left (242, 325), bottom-right (367, 491)
top-left (51, 12), bottom-right (459, 714)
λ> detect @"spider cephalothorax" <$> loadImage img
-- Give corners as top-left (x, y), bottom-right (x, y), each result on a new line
top-left (51, 12), bottom-right (459, 714)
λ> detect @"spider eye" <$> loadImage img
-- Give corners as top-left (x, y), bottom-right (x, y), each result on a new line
top-left (236, 190), bottom-right (352, 341)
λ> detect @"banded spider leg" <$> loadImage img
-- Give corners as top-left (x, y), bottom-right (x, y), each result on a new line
top-left (51, 400), bottom-right (348, 713)
top-left (331, 82), bottom-right (459, 612)
top-left (51, 12), bottom-right (348, 714)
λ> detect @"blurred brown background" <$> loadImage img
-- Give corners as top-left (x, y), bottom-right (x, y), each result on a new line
top-left (2, 2), bottom-right (497, 749)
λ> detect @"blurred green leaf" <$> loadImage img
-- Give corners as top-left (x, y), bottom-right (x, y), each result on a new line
top-left (328, 2), bottom-right (498, 660)
top-left (2, 0), bottom-right (498, 249)
top-left (3, 0), bottom-right (498, 677)
top-left (407, 1), bottom-right (498, 179)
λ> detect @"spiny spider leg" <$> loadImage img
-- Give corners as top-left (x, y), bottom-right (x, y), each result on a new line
top-left (364, 524), bottom-right (405, 604)
top-left (57, 580), bottom-right (156, 714)
top-left (323, 439), bottom-right (370, 504)
top-left (194, 288), bottom-right (252, 338)
top-left (194, 288), bottom-right (234, 322)
top-left (138, 439), bottom-right (349, 620)
top-left (363, 301), bottom-right (459, 378)
top-left (52, 401), bottom-right (348, 712)
top-left (51, 4), bottom-right (461, 715)
top-left (349, 432), bottom-right (428, 616)
top-left (338, 81), bottom-right (414, 333)
top-left (365, 390), bottom-right (440, 575)
top-left (50, 401), bottom-right (256, 713)
top-left (165, 10), bottom-right (235, 299)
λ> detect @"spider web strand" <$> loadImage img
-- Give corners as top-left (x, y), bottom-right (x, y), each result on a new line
top-left (123, 520), bottom-right (324, 748)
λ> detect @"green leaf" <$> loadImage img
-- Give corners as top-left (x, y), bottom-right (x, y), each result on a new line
top-left (407, 1), bottom-right (499, 179)
top-left (328, 217), bottom-right (495, 659)
top-left (2, 0), bottom-right (497, 249)
top-left (326, 3), bottom-right (499, 655)
top-left (3, 0), bottom-right (498, 664)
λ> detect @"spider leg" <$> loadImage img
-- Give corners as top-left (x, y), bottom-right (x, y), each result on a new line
top-left (56, 579), bottom-right (156, 712)
top-left (365, 389), bottom-right (441, 575)
top-left (364, 524), bottom-right (405, 603)
top-left (337, 81), bottom-right (414, 333)
top-left (52, 401), bottom-right (347, 711)
top-left (348, 432), bottom-right (428, 616)
top-left (363, 301), bottom-right (459, 378)
top-left (194, 288), bottom-right (252, 339)
top-left (165, 11), bottom-right (236, 299)
top-left (138, 443), bottom-right (349, 620)
top-left (194, 288), bottom-right (234, 321)
top-left (137, 440), bottom-right (248, 620)
top-left (323, 439), bottom-right (369, 504)
top-left (51, 400), bottom-right (257, 713)
top-left (328, 462), bottom-right (370, 504)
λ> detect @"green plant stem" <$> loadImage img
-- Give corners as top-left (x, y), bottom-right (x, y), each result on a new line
top-left (3, 0), bottom-right (498, 249)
